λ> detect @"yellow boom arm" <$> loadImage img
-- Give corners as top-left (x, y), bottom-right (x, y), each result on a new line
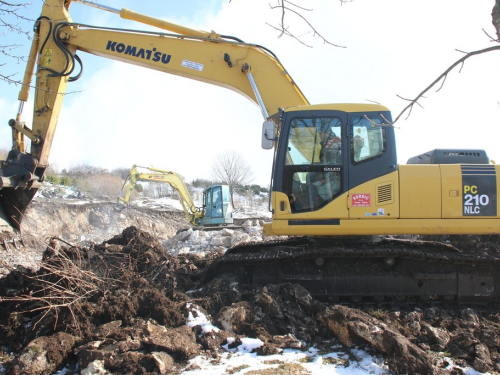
top-left (1, 0), bottom-right (309, 233)
top-left (15, 0), bottom-right (309, 166)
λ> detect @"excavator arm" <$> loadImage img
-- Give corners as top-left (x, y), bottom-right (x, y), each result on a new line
top-left (1, 0), bottom-right (309, 236)
top-left (116, 165), bottom-right (202, 225)
top-left (18, 0), bottom-right (309, 165)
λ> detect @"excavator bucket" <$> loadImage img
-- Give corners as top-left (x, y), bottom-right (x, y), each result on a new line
top-left (0, 188), bottom-right (37, 231)
top-left (0, 150), bottom-right (40, 249)
top-left (0, 188), bottom-right (37, 250)
top-left (107, 205), bottom-right (125, 234)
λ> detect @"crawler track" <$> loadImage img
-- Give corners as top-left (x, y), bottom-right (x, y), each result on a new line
top-left (205, 237), bottom-right (500, 303)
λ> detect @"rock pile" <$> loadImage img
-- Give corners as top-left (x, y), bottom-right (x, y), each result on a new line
top-left (162, 220), bottom-right (266, 256)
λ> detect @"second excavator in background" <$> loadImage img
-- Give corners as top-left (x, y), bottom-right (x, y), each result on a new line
top-left (107, 165), bottom-right (233, 232)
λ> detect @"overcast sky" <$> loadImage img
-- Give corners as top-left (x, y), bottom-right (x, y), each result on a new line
top-left (1, 0), bottom-right (499, 186)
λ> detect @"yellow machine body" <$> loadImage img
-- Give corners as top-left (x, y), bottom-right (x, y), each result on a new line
top-left (265, 164), bottom-right (500, 236)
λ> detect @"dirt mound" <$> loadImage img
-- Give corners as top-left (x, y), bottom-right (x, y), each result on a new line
top-left (1, 226), bottom-right (500, 374)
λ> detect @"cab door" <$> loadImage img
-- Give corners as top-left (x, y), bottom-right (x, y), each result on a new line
top-left (272, 110), bottom-right (349, 218)
top-left (203, 186), bottom-right (223, 219)
top-left (203, 188), bottom-right (213, 219)
top-left (210, 186), bottom-right (223, 218)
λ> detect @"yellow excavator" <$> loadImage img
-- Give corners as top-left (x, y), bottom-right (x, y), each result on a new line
top-left (109, 165), bottom-right (233, 232)
top-left (1, 0), bottom-right (499, 302)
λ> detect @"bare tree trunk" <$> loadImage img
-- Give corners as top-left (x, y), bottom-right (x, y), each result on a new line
top-left (493, 0), bottom-right (500, 40)
top-left (211, 151), bottom-right (253, 209)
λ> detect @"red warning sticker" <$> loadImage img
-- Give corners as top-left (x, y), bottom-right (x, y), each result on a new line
top-left (351, 193), bottom-right (371, 207)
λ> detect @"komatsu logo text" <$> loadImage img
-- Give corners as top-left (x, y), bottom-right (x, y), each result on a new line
top-left (106, 41), bottom-right (171, 64)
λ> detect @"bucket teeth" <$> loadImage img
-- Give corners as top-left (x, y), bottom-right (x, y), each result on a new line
top-left (1, 235), bottom-right (25, 251)
top-left (12, 237), bottom-right (22, 250)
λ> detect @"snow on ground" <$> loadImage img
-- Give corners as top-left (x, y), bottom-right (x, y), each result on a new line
top-left (184, 346), bottom-right (389, 375)
top-left (184, 304), bottom-right (390, 375)
top-left (35, 184), bottom-right (80, 200)
top-left (182, 345), bottom-right (486, 375)
top-left (183, 304), bottom-right (485, 375)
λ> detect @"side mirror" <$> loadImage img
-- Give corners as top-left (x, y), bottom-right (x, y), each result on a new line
top-left (261, 121), bottom-right (276, 150)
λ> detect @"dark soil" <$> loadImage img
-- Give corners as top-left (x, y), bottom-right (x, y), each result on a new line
top-left (0, 226), bottom-right (499, 374)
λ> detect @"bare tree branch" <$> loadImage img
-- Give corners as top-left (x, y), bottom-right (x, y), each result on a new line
top-left (0, 245), bottom-right (103, 335)
top-left (393, 45), bottom-right (500, 124)
top-left (265, 23), bottom-right (314, 47)
top-left (0, 0), bottom-right (35, 88)
top-left (0, 0), bottom-right (33, 38)
top-left (482, 28), bottom-right (499, 42)
top-left (268, 0), bottom-right (346, 48)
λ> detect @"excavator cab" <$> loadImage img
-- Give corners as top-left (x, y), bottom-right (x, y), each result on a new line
top-left (200, 185), bottom-right (233, 226)
top-left (270, 104), bottom-right (396, 214)
top-left (264, 103), bottom-right (399, 235)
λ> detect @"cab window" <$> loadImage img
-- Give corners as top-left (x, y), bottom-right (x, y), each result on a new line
top-left (285, 117), bottom-right (342, 165)
top-left (351, 116), bottom-right (386, 163)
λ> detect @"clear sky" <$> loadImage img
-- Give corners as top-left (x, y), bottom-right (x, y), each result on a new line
top-left (1, 0), bottom-right (499, 186)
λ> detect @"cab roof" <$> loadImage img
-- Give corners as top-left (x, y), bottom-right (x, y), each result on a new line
top-left (284, 103), bottom-right (390, 113)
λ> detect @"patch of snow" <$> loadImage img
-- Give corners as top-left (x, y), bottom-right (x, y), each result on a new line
top-left (436, 357), bottom-right (487, 375)
top-left (224, 337), bottom-right (264, 353)
top-left (186, 304), bottom-right (220, 334)
top-left (133, 196), bottom-right (185, 211)
top-left (184, 345), bottom-right (389, 374)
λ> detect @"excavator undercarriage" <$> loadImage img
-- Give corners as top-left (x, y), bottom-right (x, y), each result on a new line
top-left (205, 236), bottom-right (500, 304)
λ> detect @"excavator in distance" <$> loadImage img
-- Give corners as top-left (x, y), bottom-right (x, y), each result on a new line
top-left (1, 0), bottom-right (500, 302)
top-left (108, 165), bottom-right (234, 232)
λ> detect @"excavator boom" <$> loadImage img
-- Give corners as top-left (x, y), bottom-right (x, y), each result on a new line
top-left (0, 0), bottom-right (307, 239)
